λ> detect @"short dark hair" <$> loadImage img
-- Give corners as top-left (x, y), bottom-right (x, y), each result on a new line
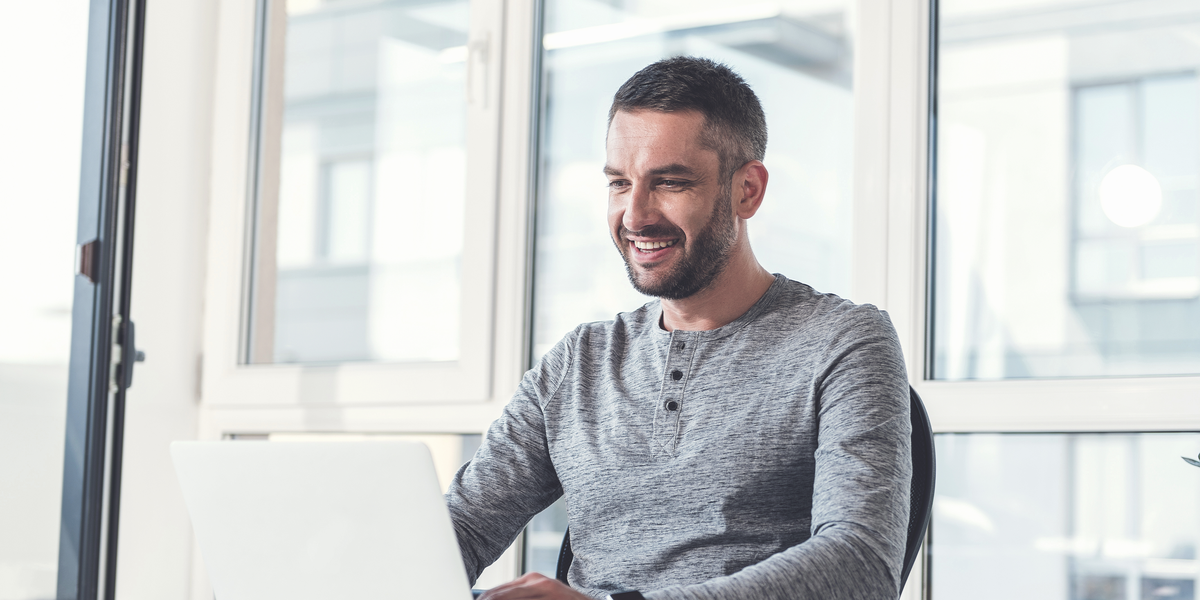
top-left (609, 56), bottom-right (767, 179)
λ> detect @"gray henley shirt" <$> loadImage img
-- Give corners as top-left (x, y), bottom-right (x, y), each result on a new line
top-left (446, 275), bottom-right (912, 600)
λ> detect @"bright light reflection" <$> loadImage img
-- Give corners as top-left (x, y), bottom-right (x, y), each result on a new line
top-left (1098, 164), bottom-right (1162, 228)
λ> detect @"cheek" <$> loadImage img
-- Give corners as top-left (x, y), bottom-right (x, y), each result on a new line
top-left (607, 196), bottom-right (624, 231)
top-left (670, 198), bottom-right (712, 236)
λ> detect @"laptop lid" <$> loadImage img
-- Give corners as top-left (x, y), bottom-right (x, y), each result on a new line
top-left (171, 440), bottom-right (473, 600)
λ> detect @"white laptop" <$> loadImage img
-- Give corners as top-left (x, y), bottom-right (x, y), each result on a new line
top-left (171, 440), bottom-right (474, 600)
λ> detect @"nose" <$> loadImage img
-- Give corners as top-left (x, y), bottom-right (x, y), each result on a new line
top-left (622, 180), bottom-right (658, 233)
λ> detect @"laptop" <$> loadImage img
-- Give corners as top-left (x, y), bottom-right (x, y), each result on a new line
top-left (171, 440), bottom-right (474, 600)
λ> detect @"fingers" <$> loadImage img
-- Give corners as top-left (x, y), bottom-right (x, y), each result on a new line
top-left (477, 573), bottom-right (585, 600)
top-left (477, 573), bottom-right (546, 600)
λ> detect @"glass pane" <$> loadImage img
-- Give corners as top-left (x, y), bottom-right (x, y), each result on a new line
top-left (526, 0), bottom-right (856, 573)
top-left (530, 0), bottom-right (857, 359)
top-left (253, 0), bottom-right (470, 364)
top-left (0, 2), bottom-right (90, 597)
top-left (932, 1), bottom-right (1200, 379)
top-left (525, 500), bottom-right (568, 578)
top-left (932, 433), bottom-right (1200, 600)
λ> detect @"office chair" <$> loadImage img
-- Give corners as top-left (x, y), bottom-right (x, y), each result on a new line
top-left (555, 386), bottom-right (937, 594)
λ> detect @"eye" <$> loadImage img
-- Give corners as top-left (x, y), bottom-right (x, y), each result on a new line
top-left (608, 179), bottom-right (630, 190)
top-left (658, 179), bottom-right (687, 189)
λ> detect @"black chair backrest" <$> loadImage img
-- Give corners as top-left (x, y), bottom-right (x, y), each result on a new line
top-left (557, 386), bottom-right (936, 595)
top-left (902, 386), bottom-right (935, 588)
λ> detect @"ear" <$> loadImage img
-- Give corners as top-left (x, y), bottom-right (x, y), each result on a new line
top-left (733, 161), bottom-right (768, 220)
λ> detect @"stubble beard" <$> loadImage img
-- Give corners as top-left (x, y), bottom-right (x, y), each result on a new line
top-left (616, 184), bottom-right (738, 300)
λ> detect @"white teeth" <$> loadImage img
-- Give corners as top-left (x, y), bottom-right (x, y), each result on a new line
top-left (634, 240), bottom-right (677, 251)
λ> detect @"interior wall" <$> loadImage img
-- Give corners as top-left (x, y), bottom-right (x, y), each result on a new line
top-left (114, 0), bottom-right (217, 597)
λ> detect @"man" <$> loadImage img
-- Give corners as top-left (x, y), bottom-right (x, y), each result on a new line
top-left (447, 56), bottom-right (911, 600)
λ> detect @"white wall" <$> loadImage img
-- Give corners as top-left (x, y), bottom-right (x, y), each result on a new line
top-left (114, 0), bottom-right (217, 597)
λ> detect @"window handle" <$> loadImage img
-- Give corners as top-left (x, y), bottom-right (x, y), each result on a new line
top-left (114, 317), bottom-right (145, 392)
top-left (78, 239), bottom-right (99, 283)
top-left (467, 32), bottom-right (491, 109)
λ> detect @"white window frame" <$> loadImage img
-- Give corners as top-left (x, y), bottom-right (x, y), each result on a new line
top-left (857, 0), bottom-right (1200, 433)
top-left (857, 2), bottom-right (1200, 597)
top-left (200, 0), bottom-right (540, 439)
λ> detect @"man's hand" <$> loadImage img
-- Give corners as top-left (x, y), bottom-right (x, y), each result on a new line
top-left (478, 573), bottom-right (594, 600)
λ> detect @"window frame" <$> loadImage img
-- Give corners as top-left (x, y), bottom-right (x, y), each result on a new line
top-left (859, 0), bottom-right (1200, 436)
top-left (200, 0), bottom-right (536, 420)
top-left (865, 1), bottom-right (1200, 597)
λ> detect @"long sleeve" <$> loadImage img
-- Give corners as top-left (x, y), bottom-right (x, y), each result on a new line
top-left (444, 332), bottom-right (575, 584)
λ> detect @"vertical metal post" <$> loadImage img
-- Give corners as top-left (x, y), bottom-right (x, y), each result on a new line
top-left (102, 0), bottom-right (148, 597)
top-left (923, 0), bottom-right (940, 382)
top-left (58, 0), bottom-right (142, 597)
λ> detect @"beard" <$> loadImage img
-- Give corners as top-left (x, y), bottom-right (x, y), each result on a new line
top-left (615, 185), bottom-right (738, 300)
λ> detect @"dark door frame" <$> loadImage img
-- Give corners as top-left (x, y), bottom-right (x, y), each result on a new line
top-left (58, 0), bottom-right (146, 598)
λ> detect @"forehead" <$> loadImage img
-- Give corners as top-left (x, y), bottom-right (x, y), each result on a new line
top-left (605, 109), bottom-right (716, 169)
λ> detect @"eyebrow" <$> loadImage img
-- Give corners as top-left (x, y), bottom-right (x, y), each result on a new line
top-left (602, 164), bottom-right (700, 178)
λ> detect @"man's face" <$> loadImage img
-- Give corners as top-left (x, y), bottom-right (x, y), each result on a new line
top-left (605, 109), bottom-right (738, 300)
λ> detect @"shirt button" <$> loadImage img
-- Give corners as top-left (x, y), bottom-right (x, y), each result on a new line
top-left (671, 370), bottom-right (683, 380)
top-left (665, 401), bottom-right (679, 411)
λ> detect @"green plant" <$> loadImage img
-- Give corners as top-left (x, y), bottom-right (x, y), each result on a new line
top-left (1185, 454), bottom-right (1200, 468)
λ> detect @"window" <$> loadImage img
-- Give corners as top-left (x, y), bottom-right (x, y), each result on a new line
top-left (932, 433), bottom-right (1200, 600)
top-left (203, 0), bottom-right (511, 406)
top-left (256, 0), bottom-right (472, 365)
top-left (1071, 75), bottom-right (1200, 371)
top-left (931, 1), bottom-right (1200, 380)
top-left (531, 0), bottom-right (858, 358)
top-left (525, 0), bottom-right (859, 575)
top-left (924, 2), bottom-right (1200, 599)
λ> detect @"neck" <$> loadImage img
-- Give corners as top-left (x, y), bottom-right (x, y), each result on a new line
top-left (659, 243), bottom-right (775, 332)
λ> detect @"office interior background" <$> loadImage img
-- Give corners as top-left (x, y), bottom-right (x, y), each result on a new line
top-left (3, 0), bottom-right (1200, 599)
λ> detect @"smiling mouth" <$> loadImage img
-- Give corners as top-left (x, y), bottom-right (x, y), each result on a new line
top-left (632, 239), bottom-right (678, 252)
